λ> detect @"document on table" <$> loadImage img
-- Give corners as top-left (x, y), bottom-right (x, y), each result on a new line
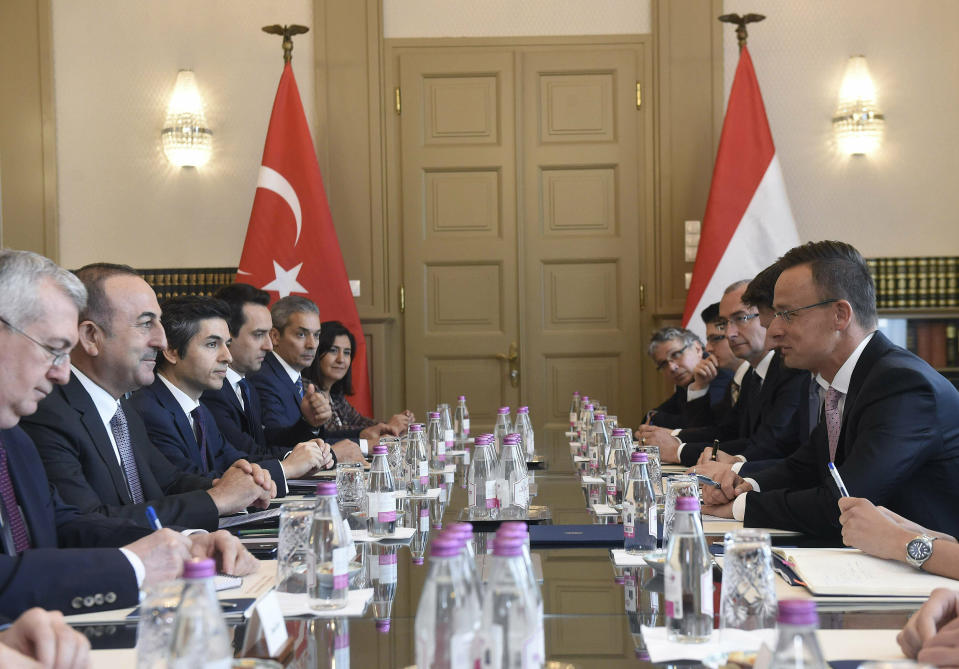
top-left (218, 506), bottom-right (283, 529)
top-left (700, 516), bottom-right (801, 537)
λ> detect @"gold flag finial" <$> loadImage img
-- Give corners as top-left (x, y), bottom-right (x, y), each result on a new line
top-left (262, 24), bottom-right (310, 64)
top-left (718, 13), bottom-right (765, 52)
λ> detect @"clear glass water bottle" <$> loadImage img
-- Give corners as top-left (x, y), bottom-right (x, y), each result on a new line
top-left (589, 412), bottom-right (609, 476)
top-left (568, 391), bottom-right (580, 428)
top-left (579, 403), bottom-right (594, 455)
top-left (427, 411), bottom-right (447, 470)
top-left (405, 423), bottom-right (429, 495)
top-left (623, 451), bottom-right (658, 554)
top-left (414, 535), bottom-right (481, 669)
top-left (168, 558), bottom-right (232, 669)
top-left (444, 525), bottom-right (483, 606)
top-left (515, 406), bottom-right (536, 460)
top-left (310, 482), bottom-right (350, 611)
top-left (468, 434), bottom-right (499, 519)
top-left (499, 434), bottom-right (530, 518)
top-left (493, 407), bottom-right (512, 456)
top-left (605, 428), bottom-right (630, 506)
top-left (479, 534), bottom-right (544, 668)
top-left (497, 523), bottom-right (543, 663)
top-left (367, 444), bottom-right (396, 538)
top-left (454, 395), bottom-right (471, 441)
top-left (410, 504), bottom-right (430, 565)
top-left (438, 402), bottom-right (455, 452)
top-left (770, 600), bottom-right (827, 669)
top-left (369, 543), bottom-right (398, 633)
top-left (664, 496), bottom-right (713, 642)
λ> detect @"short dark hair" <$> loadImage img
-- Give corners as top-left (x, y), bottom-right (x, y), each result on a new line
top-left (700, 302), bottom-right (721, 326)
top-left (73, 263), bottom-right (141, 334)
top-left (777, 240), bottom-right (877, 329)
top-left (308, 320), bottom-right (357, 396)
top-left (742, 262), bottom-right (783, 310)
top-left (214, 283), bottom-right (271, 337)
top-left (159, 295), bottom-right (231, 365)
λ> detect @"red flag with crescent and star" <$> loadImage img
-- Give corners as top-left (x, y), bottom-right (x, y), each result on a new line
top-left (237, 62), bottom-right (372, 416)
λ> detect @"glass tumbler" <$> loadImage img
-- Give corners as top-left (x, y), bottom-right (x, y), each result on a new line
top-left (136, 580), bottom-right (183, 669)
top-left (720, 529), bottom-right (777, 637)
top-left (635, 444), bottom-right (663, 501)
top-left (277, 500), bottom-right (318, 593)
top-left (335, 462), bottom-right (367, 512)
top-left (663, 475), bottom-right (698, 546)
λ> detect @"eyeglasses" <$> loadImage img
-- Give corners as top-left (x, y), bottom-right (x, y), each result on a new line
top-left (0, 315), bottom-right (72, 367)
top-left (716, 313), bottom-right (760, 328)
top-left (706, 334), bottom-right (726, 344)
top-left (772, 299), bottom-right (839, 324)
top-left (654, 343), bottom-right (690, 372)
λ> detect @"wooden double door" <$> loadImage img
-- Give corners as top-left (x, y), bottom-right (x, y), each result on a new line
top-left (395, 41), bottom-right (653, 463)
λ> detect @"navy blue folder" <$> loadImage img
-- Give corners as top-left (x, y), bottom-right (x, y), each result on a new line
top-left (529, 524), bottom-right (624, 548)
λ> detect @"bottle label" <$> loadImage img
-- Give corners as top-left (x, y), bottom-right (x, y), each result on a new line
top-left (419, 513), bottom-right (430, 532)
top-left (570, 411), bottom-right (577, 425)
top-left (444, 429), bottom-right (455, 444)
top-left (371, 492), bottom-right (396, 523)
top-left (623, 501), bottom-right (635, 538)
top-left (485, 480), bottom-right (499, 509)
top-left (378, 553), bottom-right (397, 584)
top-left (462, 418), bottom-right (470, 434)
top-left (648, 505), bottom-right (658, 540)
top-left (523, 634), bottom-right (543, 667)
top-left (512, 476), bottom-right (529, 507)
top-left (436, 441), bottom-right (446, 456)
top-left (450, 632), bottom-right (476, 668)
top-left (462, 449), bottom-right (470, 465)
top-left (332, 546), bottom-right (350, 590)
top-left (664, 567), bottom-right (682, 619)
top-left (625, 578), bottom-right (637, 613)
top-left (444, 470), bottom-right (454, 485)
top-left (701, 569), bottom-right (714, 616)
top-left (478, 625), bottom-right (503, 669)
top-left (418, 460), bottom-right (428, 485)
top-left (468, 482), bottom-right (476, 507)
top-left (494, 478), bottom-right (509, 507)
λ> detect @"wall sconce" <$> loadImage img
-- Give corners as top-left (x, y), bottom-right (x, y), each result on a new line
top-left (162, 70), bottom-right (212, 167)
top-left (832, 55), bottom-right (884, 156)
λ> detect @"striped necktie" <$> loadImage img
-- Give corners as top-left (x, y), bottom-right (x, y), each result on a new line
top-left (110, 404), bottom-right (146, 504)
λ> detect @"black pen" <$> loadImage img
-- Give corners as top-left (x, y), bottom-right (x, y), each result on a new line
top-left (710, 439), bottom-right (719, 462)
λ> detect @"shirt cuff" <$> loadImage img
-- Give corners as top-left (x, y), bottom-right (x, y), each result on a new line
top-left (118, 547), bottom-right (145, 589)
top-left (731, 461), bottom-right (744, 474)
top-left (686, 386), bottom-right (708, 401)
top-left (676, 439), bottom-right (685, 459)
top-left (732, 493), bottom-right (747, 522)
top-left (358, 438), bottom-right (369, 456)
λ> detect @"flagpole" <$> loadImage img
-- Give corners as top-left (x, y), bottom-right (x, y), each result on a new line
top-left (262, 24), bottom-right (310, 63)
top-left (717, 12), bottom-right (765, 52)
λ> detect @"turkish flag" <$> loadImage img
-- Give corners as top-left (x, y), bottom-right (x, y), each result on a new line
top-left (682, 46), bottom-right (800, 336)
top-left (237, 63), bottom-right (372, 416)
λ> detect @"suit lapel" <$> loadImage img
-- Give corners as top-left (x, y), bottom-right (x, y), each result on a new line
top-left (835, 332), bottom-right (889, 463)
top-left (152, 382), bottom-right (204, 470)
top-left (267, 353), bottom-right (301, 417)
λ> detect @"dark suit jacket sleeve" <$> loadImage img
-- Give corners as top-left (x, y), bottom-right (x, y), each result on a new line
top-left (253, 381), bottom-right (319, 447)
top-left (205, 418), bottom-right (288, 497)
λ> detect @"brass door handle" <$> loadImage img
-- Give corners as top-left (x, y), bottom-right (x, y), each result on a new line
top-left (496, 342), bottom-right (520, 387)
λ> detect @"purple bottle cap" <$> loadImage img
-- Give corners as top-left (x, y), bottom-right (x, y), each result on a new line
top-left (450, 522), bottom-right (473, 536)
top-left (517, 406), bottom-right (529, 414)
top-left (594, 413), bottom-right (606, 420)
top-left (503, 435), bottom-right (519, 444)
top-left (419, 507), bottom-right (429, 517)
top-left (675, 495), bottom-right (700, 511)
top-left (476, 434), bottom-right (493, 445)
top-left (498, 521), bottom-right (528, 535)
top-left (493, 535), bottom-right (524, 557)
top-left (612, 428), bottom-right (628, 437)
top-left (630, 452), bottom-right (648, 463)
top-left (409, 423), bottom-right (424, 432)
top-left (376, 619), bottom-right (391, 633)
top-left (316, 481), bottom-right (337, 496)
top-left (573, 391), bottom-right (580, 396)
top-left (429, 411), bottom-right (440, 419)
top-left (372, 444), bottom-right (388, 455)
top-left (430, 535), bottom-right (461, 558)
top-left (182, 557), bottom-right (216, 579)
top-left (412, 557), bottom-right (425, 565)
top-left (497, 407), bottom-right (510, 415)
top-left (778, 599), bottom-right (818, 626)
top-left (458, 395), bottom-right (466, 401)
top-left (614, 575), bottom-right (625, 585)
top-left (584, 402), bottom-right (593, 408)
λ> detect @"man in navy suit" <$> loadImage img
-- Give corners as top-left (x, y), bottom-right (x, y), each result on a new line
top-left (704, 241), bottom-right (959, 542)
top-left (132, 296), bottom-right (331, 491)
top-left (201, 284), bottom-right (335, 471)
top-left (0, 250), bottom-right (255, 621)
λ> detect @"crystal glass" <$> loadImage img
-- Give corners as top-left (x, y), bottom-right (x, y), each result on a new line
top-left (663, 475), bottom-right (698, 546)
top-left (720, 529), bottom-right (777, 636)
top-left (136, 580), bottom-right (183, 669)
top-left (381, 436), bottom-right (406, 488)
top-left (335, 462), bottom-right (366, 511)
top-left (635, 445), bottom-right (663, 501)
top-left (277, 501), bottom-right (317, 593)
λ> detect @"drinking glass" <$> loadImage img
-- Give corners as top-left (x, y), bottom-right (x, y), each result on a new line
top-left (336, 462), bottom-right (366, 511)
top-left (719, 529), bottom-right (777, 637)
top-left (635, 444), bottom-right (663, 501)
top-left (136, 580), bottom-right (183, 669)
top-left (277, 501), bottom-right (317, 593)
top-left (381, 436), bottom-right (406, 488)
top-left (663, 474), bottom-right (698, 546)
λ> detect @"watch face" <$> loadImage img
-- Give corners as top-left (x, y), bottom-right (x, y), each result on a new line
top-left (908, 539), bottom-right (932, 561)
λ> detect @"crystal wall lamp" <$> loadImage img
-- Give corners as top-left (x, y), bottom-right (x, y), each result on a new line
top-left (162, 70), bottom-right (212, 167)
top-left (832, 55), bottom-right (884, 156)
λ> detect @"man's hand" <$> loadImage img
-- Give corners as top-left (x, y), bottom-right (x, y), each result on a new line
top-left (696, 448), bottom-right (740, 466)
top-left (207, 462), bottom-right (274, 514)
top-left (332, 439), bottom-right (366, 464)
top-left (838, 497), bottom-right (915, 562)
top-left (300, 383), bottom-right (332, 427)
top-left (899, 588), bottom-right (959, 659)
top-left (702, 500), bottom-right (735, 519)
top-left (697, 468), bottom-right (750, 505)
top-left (280, 440), bottom-right (329, 478)
top-left (634, 425), bottom-right (681, 463)
top-left (0, 643), bottom-right (43, 669)
top-left (686, 461), bottom-right (734, 483)
top-left (124, 528), bottom-right (192, 587)
top-left (387, 411), bottom-right (414, 435)
top-left (189, 530), bottom-right (259, 576)
top-left (688, 354), bottom-right (719, 391)
top-left (917, 616), bottom-right (959, 665)
top-left (360, 423), bottom-right (398, 440)
top-left (312, 439), bottom-right (335, 470)
top-left (0, 608), bottom-right (91, 669)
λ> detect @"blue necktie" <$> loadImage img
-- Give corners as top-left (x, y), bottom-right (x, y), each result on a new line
top-left (191, 408), bottom-right (211, 474)
top-left (295, 376), bottom-right (305, 400)
top-left (237, 378), bottom-right (255, 433)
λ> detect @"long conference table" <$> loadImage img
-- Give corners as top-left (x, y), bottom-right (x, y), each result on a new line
top-left (76, 435), bottom-right (922, 667)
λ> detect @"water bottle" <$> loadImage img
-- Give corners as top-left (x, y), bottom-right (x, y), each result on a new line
top-left (623, 451), bottom-right (658, 554)
top-left (444, 525), bottom-right (483, 604)
top-left (479, 534), bottom-right (544, 668)
top-left (499, 434), bottom-right (530, 518)
top-left (367, 444), bottom-right (397, 538)
top-left (438, 402), bottom-right (455, 452)
top-left (405, 423), bottom-right (429, 495)
top-left (498, 523), bottom-right (544, 663)
top-left (605, 428), bottom-right (630, 506)
top-left (427, 411), bottom-right (447, 470)
top-left (664, 496), bottom-right (713, 642)
top-left (493, 407), bottom-right (512, 456)
top-left (770, 600), bottom-right (827, 668)
top-left (468, 435), bottom-right (499, 518)
top-left (579, 403), bottom-right (594, 455)
top-left (568, 391), bottom-right (580, 428)
top-left (410, 505), bottom-right (430, 565)
top-left (589, 412), bottom-right (609, 476)
top-left (414, 535), bottom-right (481, 668)
top-left (168, 558), bottom-right (232, 669)
top-left (370, 543), bottom-right (398, 633)
top-left (515, 406), bottom-right (536, 460)
top-left (454, 395), bottom-right (471, 441)
top-left (310, 482), bottom-right (350, 611)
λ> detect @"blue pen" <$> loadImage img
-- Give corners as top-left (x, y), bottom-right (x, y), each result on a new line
top-left (827, 462), bottom-right (850, 497)
top-left (145, 506), bottom-right (163, 531)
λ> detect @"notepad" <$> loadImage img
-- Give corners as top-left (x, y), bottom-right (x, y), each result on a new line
top-left (218, 506), bottom-right (283, 529)
top-left (774, 547), bottom-right (959, 597)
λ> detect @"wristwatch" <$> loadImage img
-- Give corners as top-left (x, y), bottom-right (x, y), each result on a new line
top-left (905, 534), bottom-right (937, 569)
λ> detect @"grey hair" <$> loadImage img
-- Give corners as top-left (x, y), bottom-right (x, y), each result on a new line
top-left (0, 249), bottom-right (87, 326)
top-left (723, 279), bottom-right (751, 295)
top-left (271, 295), bottom-right (320, 331)
top-left (647, 326), bottom-right (702, 359)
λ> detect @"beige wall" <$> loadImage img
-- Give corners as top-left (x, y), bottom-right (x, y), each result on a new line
top-left (722, 0), bottom-right (959, 257)
top-left (51, 0), bottom-right (314, 269)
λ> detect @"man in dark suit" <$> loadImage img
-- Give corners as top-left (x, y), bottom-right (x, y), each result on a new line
top-left (704, 241), bottom-right (959, 542)
top-left (0, 250), bottom-right (254, 620)
top-left (202, 284), bottom-right (335, 470)
top-left (639, 280), bottom-right (805, 467)
top-left (132, 296), bottom-right (330, 489)
top-left (22, 264), bottom-right (275, 530)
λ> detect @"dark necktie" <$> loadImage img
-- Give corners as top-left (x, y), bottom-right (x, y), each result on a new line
top-left (294, 376), bottom-right (305, 400)
top-left (110, 405), bottom-right (146, 504)
top-left (0, 438), bottom-right (30, 554)
top-left (825, 387), bottom-right (844, 462)
top-left (742, 368), bottom-right (762, 426)
top-left (237, 378), bottom-right (255, 433)
top-left (191, 408), bottom-right (211, 474)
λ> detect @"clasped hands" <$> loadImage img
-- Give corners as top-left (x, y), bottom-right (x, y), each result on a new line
top-left (684, 461), bottom-right (752, 518)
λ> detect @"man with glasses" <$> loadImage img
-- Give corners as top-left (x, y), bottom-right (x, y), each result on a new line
top-left (638, 279), bottom-right (805, 467)
top-left (703, 241), bottom-right (959, 542)
top-left (642, 325), bottom-right (733, 429)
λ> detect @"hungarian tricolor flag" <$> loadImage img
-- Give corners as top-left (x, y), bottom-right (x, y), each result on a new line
top-left (682, 46), bottom-right (800, 333)
top-left (237, 62), bottom-right (372, 416)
